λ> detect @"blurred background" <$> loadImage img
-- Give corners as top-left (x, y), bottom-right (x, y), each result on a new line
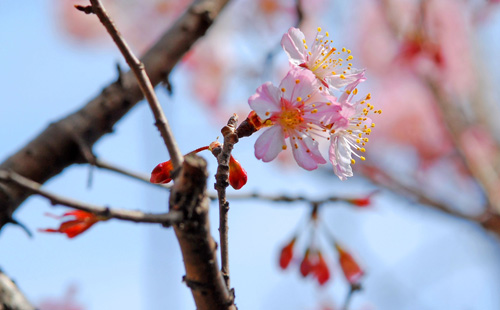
top-left (2, 0), bottom-right (500, 309)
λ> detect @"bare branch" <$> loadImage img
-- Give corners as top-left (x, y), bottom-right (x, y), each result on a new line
top-left (0, 0), bottom-right (231, 231)
top-left (0, 269), bottom-right (35, 310)
top-left (213, 115), bottom-right (238, 289)
top-left (169, 155), bottom-right (236, 310)
top-left (0, 170), bottom-right (182, 225)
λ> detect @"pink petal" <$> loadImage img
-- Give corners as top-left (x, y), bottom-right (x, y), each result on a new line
top-left (291, 135), bottom-right (326, 171)
top-left (248, 82), bottom-right (281, 119)
top-left (281, 27), bottom-right (307, 66)
top-left (255, 126), bottom-right (285, 162)
top-left (279, 68), bottom-right (318, 106)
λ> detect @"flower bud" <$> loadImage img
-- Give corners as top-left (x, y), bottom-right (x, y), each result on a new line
top-left (229, 155), bottom-right (247, 190)
top-left (39, 210), bottom-right (104, 238)
top-left (150, 160), bottom-right (173, 184)
top-left (313, 252), bottom-right (330, 285)
top-left (300, 248), bottom-right (313, 277)
top-left (279, 237), bottom-right (296, 269)
top-left (335, 244), bottom-right (364, 284)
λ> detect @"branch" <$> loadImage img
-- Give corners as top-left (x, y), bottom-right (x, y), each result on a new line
top-left (86, 0), bottom-right (183, 170)
top-left (212, 115), bottom-right (238, 289)
top-left (169, 155), bottom-right (236, 310)
top-left (0, 269), bottom-right (35, 310)
top-left (0, 0), bottom-right (231, 232)
top-left (92, 158), bottom-right (171, 190)
top-left (0, 170), bottom-right (182, 225)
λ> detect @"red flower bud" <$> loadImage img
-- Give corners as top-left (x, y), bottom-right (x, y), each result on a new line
top-left (335, 244), bottom-right (364, 284)
top-left (313, 252), bottom-right (330, 285)
top-left (39, 210), bottom-right (104, 238)
top-left (279, 237), bottom-right (296, 269)
top-left (300, 249), bottom-right (313, 277)
top-left (347, 197), bottom-right (371, 207)
top-left (229, 155), bottom-right (247, 190)
top-left (150, 160), bottom-right (173, 184)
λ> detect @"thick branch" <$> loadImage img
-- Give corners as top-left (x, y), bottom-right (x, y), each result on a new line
top-left (0, 170), bottom-right (182, 225)
top-left (169, 155), bottom-right (236, 310)
top-left (0, 0), bottom-right (231, 232)
top-left (87, 0), bottom-right (183, 169)
top-left (0, 269), bottom-right (35, 310)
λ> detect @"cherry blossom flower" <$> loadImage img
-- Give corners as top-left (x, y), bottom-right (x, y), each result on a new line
top-left (249, 68), bottom-right (339, 170)
top-left (281, 27), bottom-right (365, 91)
top-left (327, 79), bottom-right (380, 180)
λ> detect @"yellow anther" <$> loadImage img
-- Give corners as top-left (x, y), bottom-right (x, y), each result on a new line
top-left (360, 156), bottom-right (366, 161)
top-left (311, 109), bottom-right (318, 114)
top-left (331, 129), bottom-right (336, 134)
top-left (347, 49), bottom-right (351, 54)
top-left (366, 93), bottom-right (372, 100)
top-left (342, 47), bottom-right (346, 52)
top-left (360, 148), bottom-right (366, 152)
top-left (340, 74), bottom-right (346, 79)
top-left (346, 90), bottom-right (352, 95)
top-left (378, 110), bottom-right (382, 114)
top-left (302, 39), bottom-right (306, 44)
top-left (308, 51), bottom-right (312, 55)
top-left (281, 88), bottom-right (286, 92)
top-left (304, 44), bottom-right (308, 49)
top-left (326, 102), bottom-right (331, 106)
top-left (326, 31), bottom-right (329, 37)
top-left (265, 112), bottom-right (270, 116)
top-left (356, 139), bottom-right (360, 143)
top-left (351, 159), bottom-right (356, 165)
top-left (363, 138), bottom-right (369, 142)
top-left (347, 55), bottom-right (353, 60)
top-left (371, 123), bottom-right (375, 128)
top-left (295, 79), bottom-right (300, 84)
top-left (331, 71), bottom-right (337, 75)
top-left (294, 143), bottom-right (299, 149)
top-left (353, 88), bottom-right (358, 95)
top-left (296, 97), bottom-right (302, 102)
top-left (317, 27), bottom-right (322, 32)
top-left (282, 145), bottom-right (287, 150)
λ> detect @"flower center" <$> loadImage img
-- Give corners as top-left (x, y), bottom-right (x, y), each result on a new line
top-left (278, 107), bottom-right (304, 130)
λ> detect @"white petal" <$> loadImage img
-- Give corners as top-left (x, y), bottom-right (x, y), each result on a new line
top-left (248, 82), bottom-right (281, 119)
top-left (281, 27), bottom-right (307, 66)
top-left (329, 135), bottom-right (353, 180)
top-left (290, 135), bottom-right (326, 171)
top-left (255, 126), bottom-right (285, 162)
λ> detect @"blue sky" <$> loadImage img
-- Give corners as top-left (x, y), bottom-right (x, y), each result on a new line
top-left (2, 1), bottom-right (500, 309)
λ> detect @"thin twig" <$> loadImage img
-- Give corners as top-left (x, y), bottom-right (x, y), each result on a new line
top-left (86, 0), bottom-right (183, 170)
top-left (213, 115), bottom-right (239, 289)
top-left (0, 170), bottom-right (182, 225)
top-left (93, 158), bottom-right (172, 190)
top-left (342, 284), bottom-right (362, 310)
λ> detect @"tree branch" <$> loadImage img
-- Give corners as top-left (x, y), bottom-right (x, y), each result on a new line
top-left (0, 170), bottom-right (182, 225)
top-left (0, 269), bottom-right (35, 310)
top-left (0, 0), bottom-right (231, 232)
top-left (87, 0), bottom-right (183, 170)
top-left (169, 154), bottom-right (236, 310)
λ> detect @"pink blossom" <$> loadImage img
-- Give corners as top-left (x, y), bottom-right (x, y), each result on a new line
top-left (281, 27), bottom-right (365, 91)
top-left (249, 68), bottom-right (338, 170)
top-left (328, 79), bottom-right (379, 180)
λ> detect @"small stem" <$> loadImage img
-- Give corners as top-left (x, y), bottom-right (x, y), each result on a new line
top-left (87, 0), bottom-right (183, 170)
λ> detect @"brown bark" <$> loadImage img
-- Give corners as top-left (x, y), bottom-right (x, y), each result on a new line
top-left (0, 0), bottom-right (230, 232)
top-left (169, 155), bottom-right (236, 310)
top-left (0, 269), bottom-right (35, 310)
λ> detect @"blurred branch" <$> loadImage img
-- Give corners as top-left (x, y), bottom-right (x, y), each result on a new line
top-left (0, 0), bottom-right (231, 232)
top-left (85, 0), bottom-right (183, 170)
top-left (0, 269), bottom-right (35, 310)
top-left (0, 170), bottom-right (183, 225)
top-left (169, 155), bottom-right (236, 310)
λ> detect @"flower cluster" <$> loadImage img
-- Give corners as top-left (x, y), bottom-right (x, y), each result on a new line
top-left (278, 206), bottom-right (364, 287)
top-left (248, 27), bottom-right (380, 180)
